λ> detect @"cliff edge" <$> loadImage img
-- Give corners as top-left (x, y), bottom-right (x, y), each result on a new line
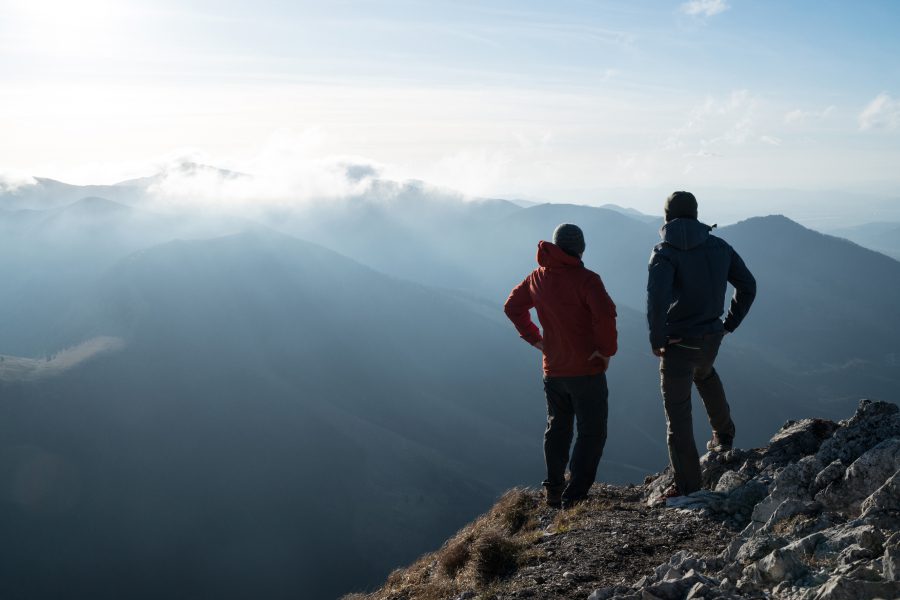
top-left (345, 400), bottom-right (900, 600)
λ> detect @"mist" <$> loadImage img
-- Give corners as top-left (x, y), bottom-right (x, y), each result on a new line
top-left (5, 0), bottom-right (900, 596)
top-left (1, 165), bottom-right (899, 599)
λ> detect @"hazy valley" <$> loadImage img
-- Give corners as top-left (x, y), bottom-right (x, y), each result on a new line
top-left (1, 169), bottom-right (898, 599)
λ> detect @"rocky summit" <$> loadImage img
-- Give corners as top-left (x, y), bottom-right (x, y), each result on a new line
top-left (346, 400), bottom-right (900, 600)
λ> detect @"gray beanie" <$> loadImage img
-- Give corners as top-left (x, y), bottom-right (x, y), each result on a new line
top-left (552, 223), bottom-right (585, 257)
top-left (665, 191), bottom-right (698, 221)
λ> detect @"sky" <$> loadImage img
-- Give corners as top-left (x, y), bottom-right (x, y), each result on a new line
top-left (1, 0), bottom-right (899, 201)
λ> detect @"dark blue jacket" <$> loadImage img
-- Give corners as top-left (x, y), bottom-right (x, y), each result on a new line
top-left (647, 218), bottom-right (756, 349)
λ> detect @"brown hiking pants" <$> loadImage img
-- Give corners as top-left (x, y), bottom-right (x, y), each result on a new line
top-left (659, 332), bottom-right (734, 494)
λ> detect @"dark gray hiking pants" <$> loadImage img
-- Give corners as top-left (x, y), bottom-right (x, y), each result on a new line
top-left (660, 332), bottom-right (734, 494)
top-left (542, 373), bottom-right (608, 503)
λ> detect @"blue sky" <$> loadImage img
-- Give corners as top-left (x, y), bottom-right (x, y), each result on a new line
top-left (1, 0), bottom-right (899, 200)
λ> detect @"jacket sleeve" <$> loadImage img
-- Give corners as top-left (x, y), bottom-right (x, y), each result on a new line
top-left (647, 249), bottom-right (675, 349)
top-left (723, 248), bottom-right (756, 333)
top-left (503, 276), bottom-right (542, 345)
top-left (585, 275), bottom-right (617, 357)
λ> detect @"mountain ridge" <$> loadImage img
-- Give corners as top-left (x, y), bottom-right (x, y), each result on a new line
top-left (2, 180), bottom-right (899, 599)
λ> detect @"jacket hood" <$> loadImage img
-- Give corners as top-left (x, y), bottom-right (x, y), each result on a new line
top-left (660, 218), bottom-right (713, 250)
top-left (537, 240), bottom-right (583, 268)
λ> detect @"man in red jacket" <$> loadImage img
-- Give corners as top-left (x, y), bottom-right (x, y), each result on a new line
top-left (504, 223), bottom-right (618, 509)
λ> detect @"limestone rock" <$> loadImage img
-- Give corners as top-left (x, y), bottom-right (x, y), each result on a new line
top-left (815, 400), bottom-right (900, 467)
top-left (765, 418), bottom-right (839, 468)
top-left (813, 524), bottom-right (884, 559)
top-left (816, 438), bottom-right (900, 515)
top-left (811, 575), bottom-right (900, 600)
top-left (683, 582), bottom-right (710, 599)
top-left (713, 470), bottom-right (747, 493)
top-left (582, 401), bottom-right (900, 600)
top-left (883, 533), bottom-right (900, 582)
top-left (637, 401), bottom-right (900, 600)
top-left (587, 586), bottom-right (628, 600)
top-left (760, 499), bottom-right (821, 534)
top-left (735, 533), bottom-right (789, 563)
top-left (812, 460), bottom-right (846, 493)
top-left (859, 469), bottom-right (900, 528)
top-left (750, 547), bottom-right (808, 584)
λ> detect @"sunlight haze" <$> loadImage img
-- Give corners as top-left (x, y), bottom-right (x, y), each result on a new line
top-left (3, 4), bottom-right (900, 599)
top-left (2, 0), bottom-right (899, 202)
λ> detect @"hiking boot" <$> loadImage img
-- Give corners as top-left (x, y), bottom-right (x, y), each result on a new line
top-left (543, 484), bottom-right (563, 509)
top-left (706, 425), bottom-right (735, 453)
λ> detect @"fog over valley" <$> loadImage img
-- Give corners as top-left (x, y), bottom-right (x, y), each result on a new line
top-left (5, 1), bottom-right (900, 597)
top-left (1, 166), bottom-right (898, 599)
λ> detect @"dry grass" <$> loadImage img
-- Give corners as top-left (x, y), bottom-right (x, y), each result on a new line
top-left (550, 499), bottom-right (591, 534)
top-left (470, 529), bottom-right (521, 583)
top-left (438, 536), bottom-right (471, 579)
top-left (343, 488), bottom-right (541, 600)
top-left (771, 513), bottom-right (816, 537)
top-left (491, 488), bottom-right (537, 534)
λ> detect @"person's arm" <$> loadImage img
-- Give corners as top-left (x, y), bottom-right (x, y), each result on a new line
top-left (647, 249), bottom-right (675, 351)
top-left (723, 249), bottom-right (756, 333)
top-left (585, 275), bottom-right (617, 359)
top-left (503, 276), bottom-right (542, 347)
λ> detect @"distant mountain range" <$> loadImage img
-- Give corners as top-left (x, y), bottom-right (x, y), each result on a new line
top-left (0, 171), bottom-right (897, 599)
top-left (828, 221), bottom-right (900, 260)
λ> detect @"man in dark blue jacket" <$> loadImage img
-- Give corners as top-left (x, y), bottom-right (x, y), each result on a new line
top-left (647, 191), bottom-right (756, 498)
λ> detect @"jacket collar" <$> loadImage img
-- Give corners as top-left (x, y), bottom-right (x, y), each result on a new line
top-left (536, 241), bottom-right (583, 268)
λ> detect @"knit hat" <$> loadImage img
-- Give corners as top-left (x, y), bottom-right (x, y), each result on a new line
top-left (552, 223), bottom-right (585, 257)
top-left (665, 191), bottom-right (698, 221)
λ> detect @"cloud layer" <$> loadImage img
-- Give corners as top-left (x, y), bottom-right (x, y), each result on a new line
top-left (784, 106), bottom-right (836, 124)
top-left (146, 135), bottom-right (383, 212)
top-left (859, 93), bottom-right (900, 131)
top-left (680, 0), bottom-right (729, 17)
top-left (0, 171), bottom-right (37, 192)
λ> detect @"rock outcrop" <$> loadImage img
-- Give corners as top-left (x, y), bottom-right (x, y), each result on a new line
top-left (598, 399), bottom-right (900, 600)
top-left (346, 400), bottom-right (900, 600)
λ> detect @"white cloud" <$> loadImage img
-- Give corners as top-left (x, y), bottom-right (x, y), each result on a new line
top-left (145, 131), bottom-right (383, 212)
top-left (662, 90), bottom-right (764, 151)
top-left (859, 93), bottom-right (900, 131)
top-left (640, 90), bottom-right (801, 185)
top-left (680, 0), bottom-right (730, 18)
top-left (0, 170), bottom-right (36, 192)
top-left (784, 105), bottom-right (835, 124)
top-left (684, 150), bottom-right (722, 158)
top-left (783, 110), bottom-right (804, 124)
top-left (140, 128), bottom-right (550, 212)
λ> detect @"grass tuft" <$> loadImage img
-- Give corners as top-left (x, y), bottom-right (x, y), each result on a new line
top-left (438, 535), bottom-right (472, 579)
top-left (490, 488), bottom-right (537, 535)
top-left (471, 529), bottom-right (521, 583)
top-left (350, 488), bottom-right (544, 600)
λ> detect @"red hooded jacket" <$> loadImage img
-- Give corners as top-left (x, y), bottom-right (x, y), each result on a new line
top-left (504, 241), bottom-right (618, 377)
